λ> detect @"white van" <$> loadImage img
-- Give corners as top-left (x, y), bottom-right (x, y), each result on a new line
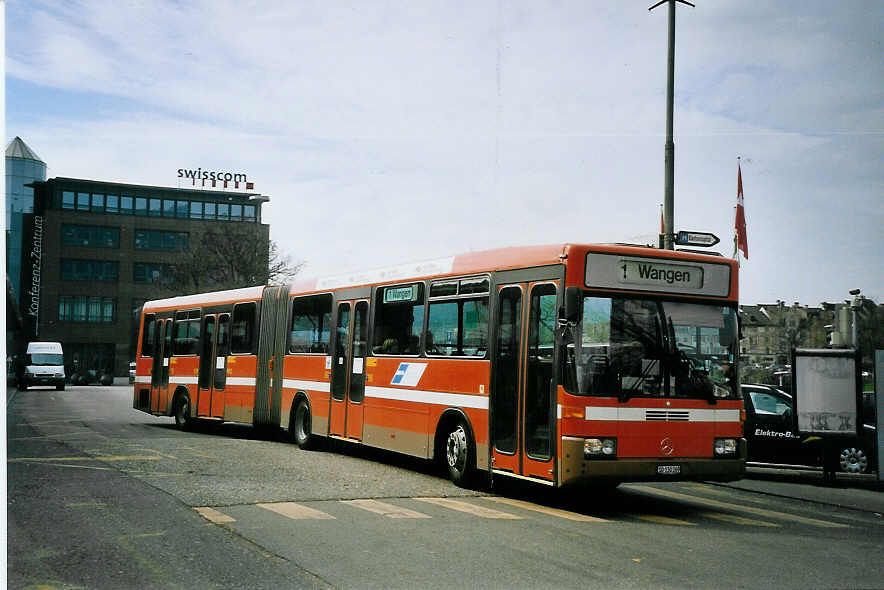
top-left (19, 342), bottom-right (66, 391)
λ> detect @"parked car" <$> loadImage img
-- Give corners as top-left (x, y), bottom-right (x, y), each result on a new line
top-left (18, 341), bottom-right (66, 391)
top-left (741, 383), bottom-right (877, 473)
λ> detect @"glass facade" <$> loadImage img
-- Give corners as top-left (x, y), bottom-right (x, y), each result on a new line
top-left (9, 159), bottom-right (268, 377)
top-left (5, 140), bottom-right (47, 304)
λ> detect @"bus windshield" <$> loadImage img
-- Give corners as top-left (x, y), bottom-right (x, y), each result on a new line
top-left (564, 295), bottom-right (738, 401)
top-left (27, 353), bottom-right (64, 366)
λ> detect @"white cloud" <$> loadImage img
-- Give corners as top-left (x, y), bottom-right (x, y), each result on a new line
top-left (7, 0), bottom-right (884, 305)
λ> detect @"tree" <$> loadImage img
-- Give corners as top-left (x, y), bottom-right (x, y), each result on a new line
top-left (169, 224), bottom-right (302, 294)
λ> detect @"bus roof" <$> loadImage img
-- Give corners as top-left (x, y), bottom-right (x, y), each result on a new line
top-left (142, 285), bottom-right (265, 312)
top-left (140, 243), bottom-right (735, 310)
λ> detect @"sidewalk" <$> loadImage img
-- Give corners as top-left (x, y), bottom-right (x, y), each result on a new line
top-left (717, 466), bottom-right (884, 515)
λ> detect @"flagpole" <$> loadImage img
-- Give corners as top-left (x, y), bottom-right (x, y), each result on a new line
top-left (733, 156), bottom-right (740, 262)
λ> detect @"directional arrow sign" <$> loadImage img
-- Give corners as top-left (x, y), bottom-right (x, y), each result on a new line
top-left (676, 231), bottom-right (720, 247)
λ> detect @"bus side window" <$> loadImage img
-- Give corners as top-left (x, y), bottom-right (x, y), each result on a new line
top-left (141, 314), bottom-right (156, 357)
top-left (289, 294), bottom-right (333, 354)
top-left (231, 302), bottom-right (257, 354)
top-left (373, 284), bottom-right (425, 356)
top-left (173, 309), bottom-right (201, 355)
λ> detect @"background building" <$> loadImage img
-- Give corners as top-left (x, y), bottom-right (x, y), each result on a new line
top-left (23, 176), bottom-right (270, 379)
top-left (6, 138), bottom-right (47, 357)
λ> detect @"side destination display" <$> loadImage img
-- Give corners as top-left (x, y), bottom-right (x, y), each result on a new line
top-left (585, 253), bottom-right (731, 297)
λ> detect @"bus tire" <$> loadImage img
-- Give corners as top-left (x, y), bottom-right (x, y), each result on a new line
top-left (443, 419), bottom-right (475, 488)
top-left (56, 383), bottom-right (65, 391)
top-left (291, 398), bottom-right (315, 450)
top-left (174, 393), bottom-right (192, 430)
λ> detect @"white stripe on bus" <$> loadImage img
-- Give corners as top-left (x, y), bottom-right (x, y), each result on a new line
top-left (226, 377), bottom-right (256, 387)
top-left (283, 379), bottom-right (331, 392)
top-left (169, 376), bottom-right (199, 385)
top-left (365, 386), bottom-right (489, 410)
top-left (585, 407), bottom-right (740, 422)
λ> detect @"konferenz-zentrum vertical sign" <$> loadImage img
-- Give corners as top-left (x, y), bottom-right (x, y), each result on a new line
top-left (27, 214), bottom-right (44, 335)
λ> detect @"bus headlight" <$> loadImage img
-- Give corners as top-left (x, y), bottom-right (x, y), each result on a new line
top-left (714, 438), bottom-right (738, 457)
top-left (585, 438), bottom-right (617, 458)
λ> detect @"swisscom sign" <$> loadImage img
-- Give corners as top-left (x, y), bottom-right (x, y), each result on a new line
top-left (177, 167), bottom-right (254, 190)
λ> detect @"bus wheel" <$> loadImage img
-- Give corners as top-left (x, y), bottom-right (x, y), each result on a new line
top-left (444, 420), bottom-right (475, 488)
top-left (174, 394), bottom-right (192, 430)
top-left (291, 399), bottom-right (315, 450)
top-left (839, 446), bottom-right (869, 474)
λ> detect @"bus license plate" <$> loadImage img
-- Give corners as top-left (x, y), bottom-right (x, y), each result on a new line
top-left (657, 465), bottom-right (681, 475)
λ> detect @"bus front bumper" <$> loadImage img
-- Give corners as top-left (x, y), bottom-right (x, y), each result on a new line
top-left (560, 438), bottom-right (747, 485)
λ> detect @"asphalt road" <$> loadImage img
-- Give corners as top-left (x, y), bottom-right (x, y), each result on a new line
top-left (7, 384), bottom-right (884, 589)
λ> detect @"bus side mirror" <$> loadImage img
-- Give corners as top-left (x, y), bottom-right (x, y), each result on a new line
top-left (719, 311), bottom-right (738, 347)
top-left (564, 287), bottom-right (581, 323)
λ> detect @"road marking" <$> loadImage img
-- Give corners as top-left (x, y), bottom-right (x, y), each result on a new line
top-left (195, 507), bottom-right (236, 524)
top-left (8, 455), bottom-right (162, 462)
top-left (118, 532), bottom-right (167, 540)
top-left (340, 499), bottom-right (431, 519)
top-left (482, 497), bottom-right (610, 522)
top-left (700, 512), bottom-right (780, 527)
top-left (629, 485), bottom-right (849, 528)
top-left (629, 514), bottom-right (696, 526)
top-left (680, 483), bottom-right (771, 505)
top-left (9, 432), bottom-right (107, 441)
top-left (66, 502), bottom-right (107, 509)
top-left (414, 497), bottom-right (523, 519)
top-left (258, 502), bottom-right (336, 520)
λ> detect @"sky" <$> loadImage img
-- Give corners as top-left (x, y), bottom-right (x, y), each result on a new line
top-left (5, 0), bottom-right (883, 306)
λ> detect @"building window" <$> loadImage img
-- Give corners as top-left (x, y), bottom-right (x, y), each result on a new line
top-left (204, 202), bottom-right (216, 219)
top-left (244, 205), bottom-right (256, 221)
top-left (77, 192), bottom-right (90, 211)
top-left (162, 199), bottom-right (175, 218)
top-left (106, 195), bottom-right (119, 213)
top-left (176, 200), bottom-right (189, 218)
top-left (58, 296), bottom-right (116, 323)
top-left (91, 193), bottom-right (105, 212)
top-left (134, 263), bottom-right (175, 284)
top-left (230, 204), bottom-right (242, 221)
top-left (62, 191), bottom-right (76, 210)
top-left (217, 203), bottom-right (229, 220)
top-left (61, 225), bottom-right (120, 248)
top-left (189, 202), bottom-right (203, 220)
top-left (149, 198), bottom-right (162, 217)
top-left (61, 259), bottom-right (119, 282)
top-left (135, 197), bottom-right (147, 216)
top-left (120, 196), bottom-right (134, 215)
top-left (134, 229), bottom-right (188, 251)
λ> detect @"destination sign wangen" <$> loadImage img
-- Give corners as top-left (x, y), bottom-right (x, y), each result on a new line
top-left (584, 253), bottom-right (732, 297)
top-left (619, 259), bottom-right (703, 289)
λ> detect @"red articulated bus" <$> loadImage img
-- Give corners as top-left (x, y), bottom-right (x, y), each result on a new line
top-left (133, 243), bottom-right (745, 487)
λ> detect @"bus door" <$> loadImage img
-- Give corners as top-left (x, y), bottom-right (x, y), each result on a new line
top-left (197, 313), bottom-right (230, 418)
top-left (150, 319), bottom-right (171, 413)
top-left (329, 300), bottom-right (369, 440)
top-left (491, 282), bottom-right (558, 483)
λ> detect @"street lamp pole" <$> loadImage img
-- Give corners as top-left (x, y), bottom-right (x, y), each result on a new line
top-left (849, 288), bottom-right (861, 348)
top-left (649, 0), bottom-right (694, 250)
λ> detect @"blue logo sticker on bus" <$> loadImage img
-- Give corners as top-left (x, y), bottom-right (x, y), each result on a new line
top-left (390, 362), bottom-right (427, 387)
